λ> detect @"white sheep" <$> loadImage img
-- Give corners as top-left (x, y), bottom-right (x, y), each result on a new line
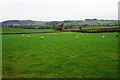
top-left (102, 35), bottom-right (105, 38)
top-left (40, 37), bottom-right (44, 39)
top-left (76, 36), bottom-right (79, 39)
top-left (27, 36), bottom-right (30, 38)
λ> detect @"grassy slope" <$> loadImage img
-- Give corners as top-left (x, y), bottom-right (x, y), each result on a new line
top-left (1, 27), bottom-right (58, 33)
top-left (66, 26), bottom-right (120, 30)
top-left (82, 26), bottom-right (120, 30)
top-left (64, 20), bottom-right (118, 26)
top-left (33, 21), bottom-right (50, 26)
top-left (2, 32), bottom-right (118, 78)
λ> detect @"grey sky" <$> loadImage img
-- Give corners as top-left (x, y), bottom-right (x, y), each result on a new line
top-left (0, 0), bottom-right (119, 21)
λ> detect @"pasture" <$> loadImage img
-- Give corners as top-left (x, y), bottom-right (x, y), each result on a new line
top-left (66, 26), bottom-right (120, 30)
top-left (1, 27), bottom-right (58, 33)
top-left (2, 32), bottom-right (118, 78)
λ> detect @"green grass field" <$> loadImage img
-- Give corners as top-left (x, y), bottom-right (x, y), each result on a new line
top-left (1, 26), bottom-right (120, 34)
top-left (66, 26), bottom-right (120, 30)
top-left (1, 27), bottom-right (58, 33)
top-left (2, 32), bottom-right (118, 78)
top-left (0, 34), bottom-right (2, 79)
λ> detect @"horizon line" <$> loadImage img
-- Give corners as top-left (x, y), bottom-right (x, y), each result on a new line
top-left (0, 19), bottom-right (118, 22)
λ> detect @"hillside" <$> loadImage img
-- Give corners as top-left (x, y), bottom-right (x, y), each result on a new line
top-left (1, 20), bottom-right (119, 29)
top-left (1, 20), bottom-right (50, 27)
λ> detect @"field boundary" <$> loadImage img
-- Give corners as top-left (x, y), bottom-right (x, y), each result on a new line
top-left (64, 28), bottom-right (120, 33)
top-left (1, 28), bottom-right (120, 35)
top-left (0, 31), bottom-right (63, 35)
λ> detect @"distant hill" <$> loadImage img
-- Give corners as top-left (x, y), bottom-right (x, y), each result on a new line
top-left (1, 20), bottom-right (119, 29)
top-left (1, 20), bottom-right (47, 27)
top-left (1, 20), bottom-right (52, 29)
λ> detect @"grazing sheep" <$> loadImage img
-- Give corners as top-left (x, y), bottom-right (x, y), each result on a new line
top-left (40, 37), bottom-right (44, 39)
top-left (102, 35), bottom-right (105, 38)
top-left (27, 36), bottom-right (30, 38)
top-left (76, 36), bottom-right (79, 39)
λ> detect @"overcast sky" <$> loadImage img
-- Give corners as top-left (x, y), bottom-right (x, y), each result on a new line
top-left (0, 0), bottom-right (119, 21)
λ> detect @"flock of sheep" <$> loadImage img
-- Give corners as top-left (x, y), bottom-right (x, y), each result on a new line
top-left (75, 34), bottom-right (107, 39)
top-left (22, 33), bottom-right (118, 40)
top-left (23, 34), bottom-right (44, 39)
